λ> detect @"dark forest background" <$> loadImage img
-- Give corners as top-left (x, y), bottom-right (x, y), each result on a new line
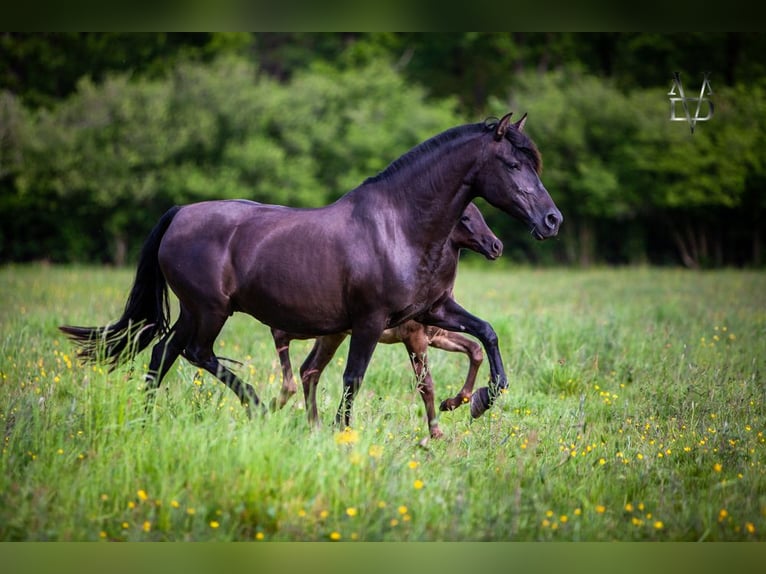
top-left (1, 32), bottom-right (764, 267)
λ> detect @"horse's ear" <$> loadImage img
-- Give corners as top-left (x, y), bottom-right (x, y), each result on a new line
top-left (494, 112), bottom-right (513, 141)
top-left (513, 113), bottom-right (528, 132)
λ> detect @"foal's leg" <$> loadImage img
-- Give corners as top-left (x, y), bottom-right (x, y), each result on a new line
top-left (270, 328), bottom-right (298, 410)
top-left (401, 326), bottom-right (444, 439)
top-left (185, 311), bottom-right (262, 417)
top-left (418, 298), bottom-right (506, 418)
top-left (299, 333), bottom-right (346, 427)
top-left (428, 330), bottom-right (484, 412)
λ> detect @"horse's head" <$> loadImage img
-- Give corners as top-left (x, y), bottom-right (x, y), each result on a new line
top-left (473, 113), bottom-right (562, 240)
top-left (452, 202), bottom-right (503, 260)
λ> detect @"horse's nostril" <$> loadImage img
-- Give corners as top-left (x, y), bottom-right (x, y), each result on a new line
top-left (493, 240), bottom-right (504, 255)
top-left (545, 210), bottom-right (562, 230)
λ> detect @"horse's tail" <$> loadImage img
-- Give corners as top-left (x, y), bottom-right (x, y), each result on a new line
top-left (60, 206), bottom-right (182, 367)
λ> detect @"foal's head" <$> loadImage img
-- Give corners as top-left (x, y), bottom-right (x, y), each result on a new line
top-left (451, 203), bottom-right (503, 260)
top-left (473, 113), bottom-right (562, 240)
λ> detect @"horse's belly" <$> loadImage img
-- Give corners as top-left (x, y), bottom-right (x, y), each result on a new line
top-left (233, 278), bottom-right (350, 336)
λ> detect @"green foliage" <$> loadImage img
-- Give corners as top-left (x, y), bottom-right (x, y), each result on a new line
top-left (1, 33), bottom-right (765, 267)
top-left (1, 55), bottom-right (459, 263)
top-left (488, 71), bottom-right (766, 266)
top-left (506, 71), bottom-right (642, 220)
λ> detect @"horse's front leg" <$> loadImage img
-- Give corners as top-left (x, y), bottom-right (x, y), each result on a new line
top-left (417, 297), bottom-right (505, 418)
top-left (299, 333), bottom-right (346, 428)
top-left (336, 318), bottom-right (386, 429)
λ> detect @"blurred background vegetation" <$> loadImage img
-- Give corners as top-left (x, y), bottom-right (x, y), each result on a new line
top-left (1, 32), bottom-right (764, 267)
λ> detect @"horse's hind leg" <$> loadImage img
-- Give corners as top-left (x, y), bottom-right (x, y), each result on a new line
top-left (433, 331), bottom-right (484, 412)
top-left (143, 314), bottom-right (192, 415)
top-left (197, 356), bottom-right (262, 417)
top-left (185, 312), bottom-right (262, 418)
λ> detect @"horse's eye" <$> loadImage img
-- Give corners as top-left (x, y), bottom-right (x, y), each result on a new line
top-left (500, 157), bottom-right (520, 171)
top-left (460, 216), bottom-right (469, 222)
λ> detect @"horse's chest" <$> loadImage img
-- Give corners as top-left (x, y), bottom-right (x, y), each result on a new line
top-left (384, 268), bottom-right (451, 327)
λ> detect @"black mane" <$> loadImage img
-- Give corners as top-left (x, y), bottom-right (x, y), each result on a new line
top-left (363, 122), bottom-right (488, 185)
top-left (363, 117), bottom-right (542, 185)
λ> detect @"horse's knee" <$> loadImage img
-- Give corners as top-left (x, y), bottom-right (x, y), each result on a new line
top-left (482, 329), bottom-right (498, 349)
top-left (467, 342), bottom-right (484, 365)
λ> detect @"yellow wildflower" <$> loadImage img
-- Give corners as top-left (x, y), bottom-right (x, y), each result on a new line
top-left (334, 428), bottom-right (359, 445)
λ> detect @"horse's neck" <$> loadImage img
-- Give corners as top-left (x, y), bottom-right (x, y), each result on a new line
top-left (379, 139), bottom-right (483, 245)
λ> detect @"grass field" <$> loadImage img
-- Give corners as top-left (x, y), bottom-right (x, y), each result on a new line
top-left (0, 263), bottom-right (764, 541)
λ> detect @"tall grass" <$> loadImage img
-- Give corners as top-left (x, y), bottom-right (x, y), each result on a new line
top-left (1, 264), bottom-right (764, 540)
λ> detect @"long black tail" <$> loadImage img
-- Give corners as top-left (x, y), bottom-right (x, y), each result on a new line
top-left (60, 206), bottom-right (182, 367)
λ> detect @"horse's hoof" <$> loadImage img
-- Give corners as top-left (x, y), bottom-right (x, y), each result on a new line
top-left (439, 399), bottom-right (453, 412)
top-left (249, 401), bottom-right (268, 418)
top-left (469, 387), bottom-right (491, 418)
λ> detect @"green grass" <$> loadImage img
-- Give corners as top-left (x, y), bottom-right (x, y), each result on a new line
top-left (1, 264), bottom-right (764, 541)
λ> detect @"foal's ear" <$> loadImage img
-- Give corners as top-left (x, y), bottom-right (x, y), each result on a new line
top-left (494, 112), bottom-right (514, 141)
top-left (513, 113), bottom-right (528, 132)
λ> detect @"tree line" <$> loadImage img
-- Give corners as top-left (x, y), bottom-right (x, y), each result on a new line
top-left (1, 33), bottom-right (764, 267)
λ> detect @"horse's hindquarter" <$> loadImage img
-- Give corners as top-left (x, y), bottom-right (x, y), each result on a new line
top-left (158, 201), bottom-right (248, 316)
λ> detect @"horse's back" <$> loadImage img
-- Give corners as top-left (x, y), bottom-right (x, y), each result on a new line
top-left (159, 199), bottom-right (359, 332)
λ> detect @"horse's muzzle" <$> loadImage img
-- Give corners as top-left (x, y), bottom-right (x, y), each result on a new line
top-left (487, 239), bottom-right (503, 260)
top-left (533, 208), bottom-right (563, 240)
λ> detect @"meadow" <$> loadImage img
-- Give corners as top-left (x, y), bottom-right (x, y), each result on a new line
top-left (0, 263), bottom-right (764, 541)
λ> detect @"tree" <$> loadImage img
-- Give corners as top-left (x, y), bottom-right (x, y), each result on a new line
top-left (0, 33), bottom-right (252, 108)
top-left (2, 55), bottom-right (460, 264)
top-left (629, 83), bottom-right (766, 267)
top-left (497, 71), bottom-right (643, 265)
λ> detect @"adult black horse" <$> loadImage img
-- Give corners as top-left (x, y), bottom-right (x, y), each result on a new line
top-left (60, 112), bottom-right (562, 428)
top-left (270, 201), bottom-right (504, 439)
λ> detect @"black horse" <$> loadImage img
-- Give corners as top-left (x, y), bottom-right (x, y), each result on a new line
top-left (61, 112), bottom-right (561, 428)
top-left (270, 201), bottom-right (503, 438)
